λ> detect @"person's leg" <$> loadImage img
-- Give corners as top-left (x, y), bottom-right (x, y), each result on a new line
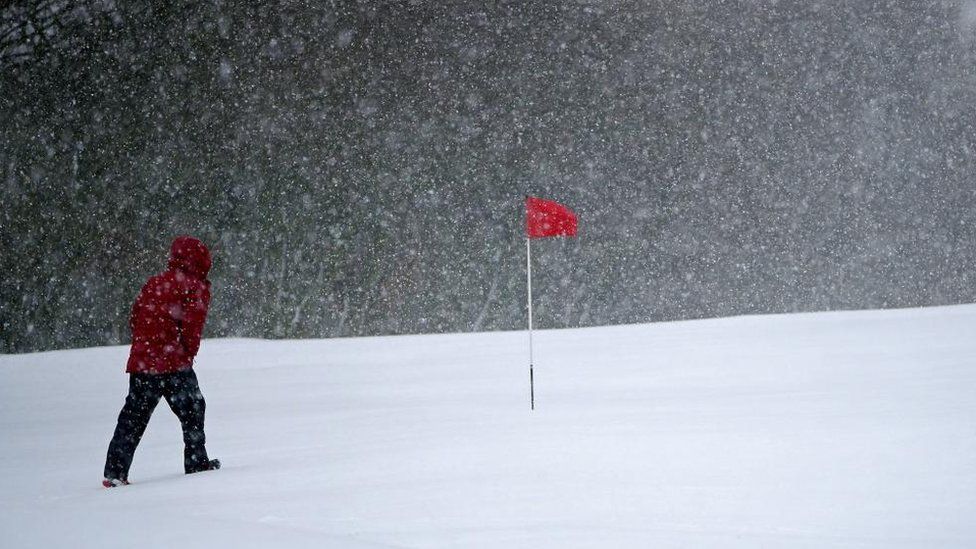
top-left (104, 374), bottom-right (163, 481)
top-left (163, 369), bottom-right (212, 474)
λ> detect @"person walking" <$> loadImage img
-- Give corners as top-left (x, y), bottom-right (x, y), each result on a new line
top-left (102, 236), bottom-right (220, 487)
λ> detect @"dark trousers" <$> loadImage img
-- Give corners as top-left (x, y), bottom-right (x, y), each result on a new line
top-left (104, 369), bottom-right (210, 480)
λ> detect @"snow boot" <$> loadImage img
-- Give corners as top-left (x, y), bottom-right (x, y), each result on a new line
top-left (187, 458), bottom-right (220, 474)
top-left (102, 478), bottom-right (129, 488)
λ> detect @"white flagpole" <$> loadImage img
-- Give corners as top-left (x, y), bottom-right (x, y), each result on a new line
top-left (526, 236), bottom-right (535, 410)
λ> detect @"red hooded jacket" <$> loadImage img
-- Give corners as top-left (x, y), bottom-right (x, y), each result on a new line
top-left (126, 237), bottom-right (212, 374)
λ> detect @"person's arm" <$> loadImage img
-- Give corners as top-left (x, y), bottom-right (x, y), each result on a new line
top-left (129, 279), bottom-right (154, 336)
top-left (179, 281), bottom-right (211, 359)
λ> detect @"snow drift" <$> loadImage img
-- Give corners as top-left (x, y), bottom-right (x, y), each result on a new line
top-left (2, 305), bottom-right (975, 548)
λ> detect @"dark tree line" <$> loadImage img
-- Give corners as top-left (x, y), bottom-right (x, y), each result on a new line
top-left (2, 0), bottom-right (975, 353)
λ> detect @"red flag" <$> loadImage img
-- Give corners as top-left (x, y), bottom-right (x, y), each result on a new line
top-left (526, 196), bottom-right (578, 238)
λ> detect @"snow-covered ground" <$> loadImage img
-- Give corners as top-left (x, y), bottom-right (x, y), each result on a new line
top-left (2, 305), bottom-right (975, 548)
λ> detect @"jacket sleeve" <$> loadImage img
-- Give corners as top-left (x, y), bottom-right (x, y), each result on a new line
top-left (129, 279), bottom-right (155, 335)
top-left (179, 280), bottom-right (211, 359)
top-left (129, 287), bottom-right (142, 333)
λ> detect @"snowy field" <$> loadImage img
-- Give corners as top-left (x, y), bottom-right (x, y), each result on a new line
top-left (2, 305), bottom-right (975, 548)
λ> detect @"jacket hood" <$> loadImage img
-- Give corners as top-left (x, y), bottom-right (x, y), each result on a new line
top-left (168, 236), bottom-right (212, 279)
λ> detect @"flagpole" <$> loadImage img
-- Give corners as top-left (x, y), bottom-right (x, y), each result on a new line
top-left (526, 236), bottom-right (535, 411)
top-left (525, 195), bottom-right (577, 412)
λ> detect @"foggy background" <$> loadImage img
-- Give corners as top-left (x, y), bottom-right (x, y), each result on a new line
top-left (2, 0), bottom-right (975, 353)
